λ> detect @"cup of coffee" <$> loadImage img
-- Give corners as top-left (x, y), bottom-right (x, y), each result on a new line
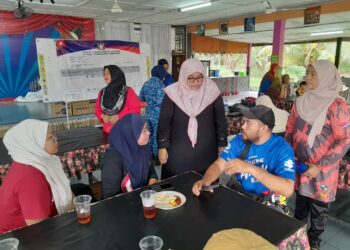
top-left (73, 195), bottom-right (92, 224)
top-left (140, 190), bottom-right (157, 219)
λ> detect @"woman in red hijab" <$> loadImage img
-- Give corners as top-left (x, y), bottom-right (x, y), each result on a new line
top-left (258, 63), bottom-right (279, 96)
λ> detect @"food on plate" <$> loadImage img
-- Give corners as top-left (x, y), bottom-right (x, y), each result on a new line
top-left (155, 193), bottom-right (182, 207)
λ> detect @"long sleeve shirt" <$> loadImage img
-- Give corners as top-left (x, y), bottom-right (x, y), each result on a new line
top-left (285, 98), bottom-right (350, 202)
top-left (95, 87), bottom-right (141, 134)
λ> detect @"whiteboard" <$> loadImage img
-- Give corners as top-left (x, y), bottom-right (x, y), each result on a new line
top-left (36, 38), bottom-right (151, 103)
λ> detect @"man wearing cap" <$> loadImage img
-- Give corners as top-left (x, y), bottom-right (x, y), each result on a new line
top-left (193, 105), bottom-right (295, 201)
top-left (158, 59), bottom-right (175, 87)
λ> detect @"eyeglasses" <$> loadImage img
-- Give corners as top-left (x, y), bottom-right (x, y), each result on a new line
top-left (187, 76), bottom-right (204, 83)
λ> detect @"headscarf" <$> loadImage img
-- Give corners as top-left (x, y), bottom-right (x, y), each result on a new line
top-left (151, 65), bottom-right (168, 82)
top-left (3, 119), bottom-right (72, 214)
top-left (256, 95), bottom-right (289, 133)
top-left (158, 59), bottom-right (169, 66)
top-left (100, 65), bottom-right (128, 115)
top-left (164, 58), bottom-right (221, 147)
top-left (296, 60), bottom-right (342, 147)
top-left (267, 63), bottom-right (279, 80)
top-left (108, 114), bottom-right (150, 188)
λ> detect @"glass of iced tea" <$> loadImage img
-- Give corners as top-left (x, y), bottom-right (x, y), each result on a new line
top-left (73, 195), bottom-right (92, 224)
top-left (140, 190), bottom-right (157, 219)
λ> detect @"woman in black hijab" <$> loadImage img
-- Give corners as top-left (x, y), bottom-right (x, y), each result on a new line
top-left (95, 65), bottom-right (141, 138)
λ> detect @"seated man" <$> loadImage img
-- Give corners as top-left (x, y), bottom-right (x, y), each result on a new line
top-left (193, 105), bottom-right (295, 211)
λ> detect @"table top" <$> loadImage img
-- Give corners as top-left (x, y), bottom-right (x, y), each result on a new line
top-left (0, 172), bottom-right (304, 250)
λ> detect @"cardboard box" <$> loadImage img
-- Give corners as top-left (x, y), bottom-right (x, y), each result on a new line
top-left (51, 102), bottom-right (72, 118)
top-left (72, 99), bottom-right (96, 116)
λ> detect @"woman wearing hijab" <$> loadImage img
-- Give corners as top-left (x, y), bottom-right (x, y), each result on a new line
top-left (256, 95), bottom-right (289, 136)
top-left (0, 119), bottom-right (72, 234)
top-left (157, 58), bottom-right (227, 179)
top-left (139, 65), bottom-right (167, 161)
top-left (101, 114), bottom-right (158, 199)
top-left (158, 58), bottom-right (175, 87)
top-left (95, 65), bottom-right (141, 137)
top-left (258, 63), bottom-right (279, 97)
top-left (285, 60), bottom-right (350, 250)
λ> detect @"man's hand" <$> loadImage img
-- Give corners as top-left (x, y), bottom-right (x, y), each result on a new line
top-left (224, 159), bottom-right (252, 176)
top-left (109, 115), bottom-right (119, 124)
top-left (102, 114), bottom-right (110, 123)
top-left (192, 180), bottom-right (211, 196)
top-left (158, 148), bottom-right (168, 165)
top-left (303, 164), bottom-right (320, 178)
top-left (148, 178), bottom-right (158, 185)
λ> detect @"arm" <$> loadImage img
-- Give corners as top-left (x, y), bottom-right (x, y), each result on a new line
top-left (157, 94), bottom-right (174, 149)
top-left (101, 150), bottom-right (124, 199)
top-left (213, 96), bottom-right (228, 148)
top-left (192, 158), bottom-right (227, 196)
top-left (284, 104), bottom-right (297, 144)
top-left (18, 172), bottom-right (54, 225)
top-left (316, 100), bottom-right (350, 167)
top-left (95, 91), bottom-right (104, 123)
top-left (225, 159), bottom-right (294, 197)
top-left (148, 163), bottom-right (158, 185)
top-left (118, 88), bottom-right (141, 121)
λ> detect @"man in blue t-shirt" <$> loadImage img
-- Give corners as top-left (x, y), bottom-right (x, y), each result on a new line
top-left (193, 105), bottom-right (295, 199)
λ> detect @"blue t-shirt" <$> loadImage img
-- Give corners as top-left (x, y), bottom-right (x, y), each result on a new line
top-left (220, 134), bottom-right (295, 195)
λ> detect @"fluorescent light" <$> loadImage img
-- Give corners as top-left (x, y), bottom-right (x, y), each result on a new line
top-left (180, 1), bottom-right (212, 12)
top-left (310, 30), bottom-right (343, 36)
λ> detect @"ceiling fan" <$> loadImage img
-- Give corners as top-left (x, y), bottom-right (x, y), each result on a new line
top-left (13, 0), bottom-right (33, 19)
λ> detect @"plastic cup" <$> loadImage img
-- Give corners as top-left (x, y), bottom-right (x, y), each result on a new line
top-left (73, 195), bottom-right (92, 224)
top-left (139, 235), bottom-right (163, 250)
top-left (140, 190), bottom-right (156, 219)
top-left (0, 238), bottom-right (19, 250)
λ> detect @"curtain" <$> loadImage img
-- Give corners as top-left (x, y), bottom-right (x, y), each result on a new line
top-left (95, 20), bottom-right (172, 69)
top-left (0, 11), bottom-right (95, 39)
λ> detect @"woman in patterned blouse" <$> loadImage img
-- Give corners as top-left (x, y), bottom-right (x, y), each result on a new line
top-left (285, 60), bottom-right (350, 250)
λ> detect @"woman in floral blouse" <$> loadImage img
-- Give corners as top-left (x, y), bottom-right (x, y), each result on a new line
top-left (285, 60), bottom-right (350, 250)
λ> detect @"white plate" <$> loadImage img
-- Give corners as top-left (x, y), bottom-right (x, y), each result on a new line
top-left (155, 191), bottom-right (186, 210)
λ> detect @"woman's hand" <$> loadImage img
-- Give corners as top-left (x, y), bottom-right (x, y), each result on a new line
top-left (109, 115), bottom-right (119, 124)
top-left (148, 178), bottom-right (158, 185)
top-left (303, 164), bottom-right (320, 178)
top-left (218, 147), bottom-right (224, 154)
top-left (102, 114), bottom-right (110, 123)
top-left (158, 148), bottom-right (168, 165)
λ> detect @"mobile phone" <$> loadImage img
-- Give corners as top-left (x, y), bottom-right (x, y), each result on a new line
top-left (160, 183), bottom-right (174, 190)
top-left (202, 183), bottom-right (220, 191)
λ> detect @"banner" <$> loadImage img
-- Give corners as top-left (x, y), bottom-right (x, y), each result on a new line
top-left (37, 39), bottom-right (150, 102)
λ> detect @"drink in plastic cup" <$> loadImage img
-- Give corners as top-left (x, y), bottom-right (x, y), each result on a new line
top-left (73, 195), bottom-right (92, 224)
top-left (0, 238), bottom-right (19, 250)
top-left (140, 190), bottom-right (156, 219)
top-left (139, 235), bottom-right (163, 250)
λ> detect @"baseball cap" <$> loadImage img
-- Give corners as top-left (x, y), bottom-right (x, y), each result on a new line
top-left (241, 105), bottom-right (275, 129)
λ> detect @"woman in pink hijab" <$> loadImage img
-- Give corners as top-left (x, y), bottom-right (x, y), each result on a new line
top-left (285, 60), bottom-right (350, 250)
top-left (157, 58), bottom-right (227, 179)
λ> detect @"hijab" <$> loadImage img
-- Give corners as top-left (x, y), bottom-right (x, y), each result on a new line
top-left (296, 60), bottom-right (342, 147)
top-left (3, 119), bottom-right (72, 214)
top-left (151, 65), bottom-right (168, 82)
top-left (101, 65), bottom-right (128, 115)
top-left (108, 114), bottom-right (150, 188)
top-left (256, 95), bottom-right (289, 133)
top-left (158, 59), bottom-right (169, 66)
top-left (164, 58), bottom-right (221, 147)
